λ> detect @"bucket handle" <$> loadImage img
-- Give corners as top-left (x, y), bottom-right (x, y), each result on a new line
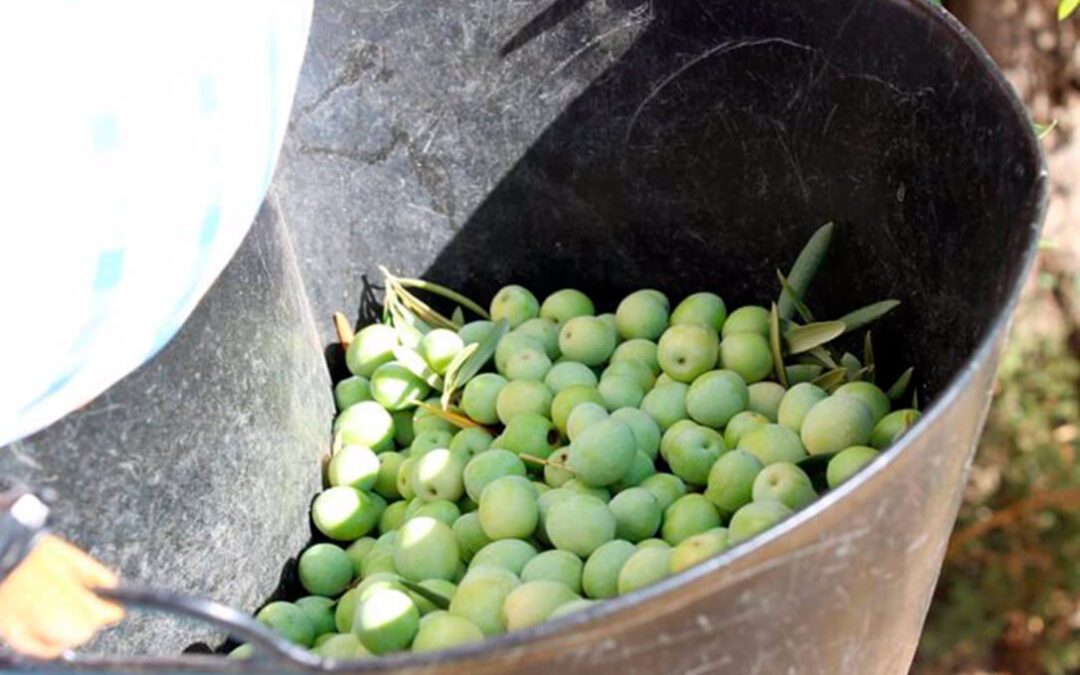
top-left (83, 583), bottom-right (327, 669)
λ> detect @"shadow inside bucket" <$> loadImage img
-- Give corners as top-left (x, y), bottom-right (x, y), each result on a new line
top-left (325, 275), bottom-right (385, 381)
top-left (192, 511), bottom-right (322, 654)
top-left (418, 0), bottom-right (1040, 400)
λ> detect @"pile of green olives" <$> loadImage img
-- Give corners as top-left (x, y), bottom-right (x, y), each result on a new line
top-left (234, 282), bottom-right (918, 661)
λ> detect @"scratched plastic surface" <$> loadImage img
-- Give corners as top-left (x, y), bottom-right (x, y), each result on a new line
top-left (1, 0), bottom-right (1044, 672)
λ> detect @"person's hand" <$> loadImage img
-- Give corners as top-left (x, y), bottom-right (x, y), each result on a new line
top-left (0, 535), bottom-right (124, 658)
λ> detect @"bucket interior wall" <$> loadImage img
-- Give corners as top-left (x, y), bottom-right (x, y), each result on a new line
top-left (278, 0), bottom-right (1042, 399)
top-left (0, 0), bottom-right (1043, 667)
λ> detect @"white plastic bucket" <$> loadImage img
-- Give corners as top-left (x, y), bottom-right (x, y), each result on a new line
top-left (0, 0), bottom-right (313, 445)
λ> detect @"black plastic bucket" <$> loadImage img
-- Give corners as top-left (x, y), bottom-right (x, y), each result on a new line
top-left (1, 0), bottom-right (1045, 672)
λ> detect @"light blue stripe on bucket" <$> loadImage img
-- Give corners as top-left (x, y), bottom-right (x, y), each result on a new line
top-left (199, 76), bottom-right (218, 114)
top-left (32, 246), bottom-right (128, 412)
top-left (91, 114), bottom-right (119, 153)
top-left (92, 247), bottom-right (124, 291)
top-left (147, 194), bottom-right (222, 360)
top-left (21, 367), bottom-right (79, 416)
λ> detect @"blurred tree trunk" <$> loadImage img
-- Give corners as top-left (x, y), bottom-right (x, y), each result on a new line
top-left (949, 0), bottom-right (1079, 344)
top-left (915, 3), bottom-right (1080, 675)
top-left (949, 0), bottom-right (1078, 115)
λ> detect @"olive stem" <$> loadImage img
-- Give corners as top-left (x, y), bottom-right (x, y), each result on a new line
top-left (394, 277), bottom-right (490, 320)
top-left (520, 454), bottom-right (575, 474)
top-left (379, 265), bottom-right (463, 331)
top-left (416, 401), bottom-right (496, 434)
top-left (333, 312), bottom-right (355, 349)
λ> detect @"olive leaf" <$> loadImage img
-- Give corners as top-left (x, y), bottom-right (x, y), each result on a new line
top-left (392, 345), bottom-right (444, 390)
top-left (779, 317), bottom-right (800, 334)
top-left (397, 290), bottom-right (456, 331)
top-left (784, 321), bottom-right (846, 355)
top-left (442, 342), bottom-right (479, 378)
top-left (886, 367), bottom-right (914, 402)
top-left (439, 342), bottom-right (478, 409)
top-left (441, 319), bottom-right (509, 408)
top-left (838, 299), bottom-right (900, 333)
top-left (777, 222), bottom-right (833, 320)
top-left (840, 352), bottom-right (862, 379)
top-left (451, 306), bottom-right (466, 326)
top-left (380, 266), bottom-right (484, 332)
top-left (812, 368), bottom-right (849, 392)
top-left (785, 364), bottom-right (823, 385)
top-left (775, 270), bottom-right (815, 323)
top-left (396, 578), bottom-right (451, 610)
top-left (384, 274), bottom-right (457, 331)
top-left (863, 332), bottom-right (875, 383)
top-left (452, 319), bottom-right (507, 384)
top-left (394, 276), bottom-right (490, 320)
top-left (847, 366), bottom-right (872, 382)
top-left (807, 346), bottom-right (839, 369)
top-left (386, 295), bottom-right (428, 348)
top-left (769, 302), bottom-right (788, 387)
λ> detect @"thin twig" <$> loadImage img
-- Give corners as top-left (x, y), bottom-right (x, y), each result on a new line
top-left (947, 488), bottom-right (1080, 559)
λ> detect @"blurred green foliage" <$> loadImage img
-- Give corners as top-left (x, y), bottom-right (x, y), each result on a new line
top-left (916, 305), bottom-right (1080, 675)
